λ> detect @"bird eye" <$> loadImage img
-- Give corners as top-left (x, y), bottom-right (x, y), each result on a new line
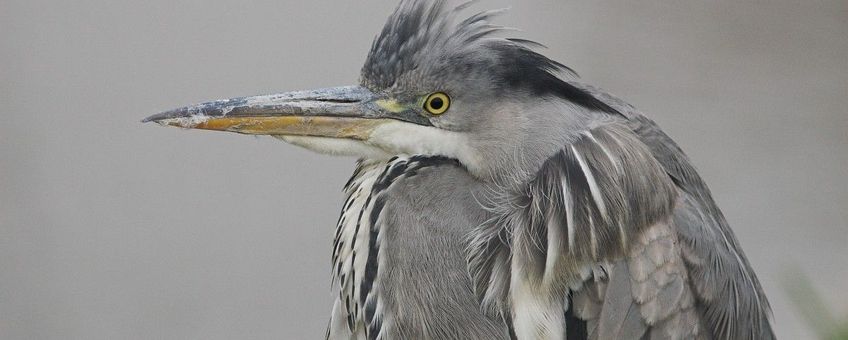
top-left (424, 92), bottom-right (450, 115)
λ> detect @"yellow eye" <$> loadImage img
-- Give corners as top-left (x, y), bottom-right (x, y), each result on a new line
top-left (423, 92), bottom-right (450, 115)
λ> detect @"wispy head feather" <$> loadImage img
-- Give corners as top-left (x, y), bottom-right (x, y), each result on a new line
top-left (361, 0), bottom-right (618, 113)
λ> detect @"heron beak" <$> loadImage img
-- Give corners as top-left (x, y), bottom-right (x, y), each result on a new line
top-left (142, 86), bottom-right (427, 140)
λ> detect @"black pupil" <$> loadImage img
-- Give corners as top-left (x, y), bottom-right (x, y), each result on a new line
top-left (430, 97), bottom-right (444, 110)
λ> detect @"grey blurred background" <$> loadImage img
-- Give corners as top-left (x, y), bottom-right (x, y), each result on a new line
top-left (1, 0), bottom-right (845, 339)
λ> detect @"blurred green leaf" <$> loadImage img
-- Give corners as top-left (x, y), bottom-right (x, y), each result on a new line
top-left (830, 328), bottom-right (848, 340)
top-left (783, 268), bottom-right (847, 340)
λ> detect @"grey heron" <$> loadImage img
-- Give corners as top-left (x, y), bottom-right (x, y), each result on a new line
top-left (143, 1), bottom-right (775, 339)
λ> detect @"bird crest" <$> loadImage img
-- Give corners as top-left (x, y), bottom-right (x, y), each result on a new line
top-left (361, 0), bottom-right (615, 113)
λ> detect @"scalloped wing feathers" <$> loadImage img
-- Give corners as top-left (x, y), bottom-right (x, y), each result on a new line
top-left (468, 111), bottom-right (774, 339)
top-left (469, 123), bottom-right (681, 339)
top-left (578, 84), bottom-right (776, 340)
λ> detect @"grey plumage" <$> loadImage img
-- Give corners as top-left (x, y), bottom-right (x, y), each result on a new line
top-left (361, 0), bottom-right (617, 115)
top-left (582, 85), bottom-right (775, 339)
top-left (145, 0), bottom-right (776, 339)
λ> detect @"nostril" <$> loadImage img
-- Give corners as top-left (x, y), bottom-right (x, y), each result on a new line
top-left (316, 98), bottom-right (361, 104)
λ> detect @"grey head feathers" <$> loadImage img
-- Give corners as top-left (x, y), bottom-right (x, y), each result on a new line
top-left (360, 0), bottom-right (618, 114)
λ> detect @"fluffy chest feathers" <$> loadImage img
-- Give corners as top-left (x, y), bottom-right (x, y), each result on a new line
top-left (326, 156), bottom-right (511, 340)
top-left (329, 156), bottom-right (471, 339)
top-left (329, 159), bottom-right (387, 339)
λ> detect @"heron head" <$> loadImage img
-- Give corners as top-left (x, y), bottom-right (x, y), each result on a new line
top-left (144, 0), bottom-right (617, 181)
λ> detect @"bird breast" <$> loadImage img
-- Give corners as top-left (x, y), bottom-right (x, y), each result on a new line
top-left (329, 157), bottom-right (395, 338)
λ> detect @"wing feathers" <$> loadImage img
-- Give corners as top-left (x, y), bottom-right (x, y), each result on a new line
top-left (571, 82), bottom-right (775, 339)
top-left (468, 83), bottom-right (775, 339)
top-left (468, 124), bottom-right (681, 339)
top-left (572, 221), bottom-right (703, 340)
top-left (595, 263), bottom-right (649, 340)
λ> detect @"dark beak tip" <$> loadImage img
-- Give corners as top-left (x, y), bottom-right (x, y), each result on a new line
top-left (141, 112), bottom-right (168, 124)
top-left (141, 107), bottom-right (194, 124)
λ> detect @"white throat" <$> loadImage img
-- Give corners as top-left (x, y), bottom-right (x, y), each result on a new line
top-left (276, 121), bottom-right (485, 177)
